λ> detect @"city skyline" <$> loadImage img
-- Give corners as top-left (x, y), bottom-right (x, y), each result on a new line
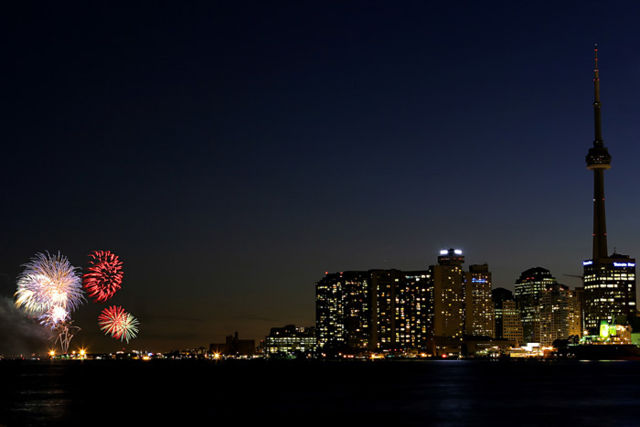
top-left (4, 2), bottom-right (640, 352)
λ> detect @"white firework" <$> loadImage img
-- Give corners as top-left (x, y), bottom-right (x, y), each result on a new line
top-left (15, 251), bottom-right (84, 328)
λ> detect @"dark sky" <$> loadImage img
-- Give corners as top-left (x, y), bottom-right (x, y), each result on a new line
top-left (3, 1), bottom-right (640, 352)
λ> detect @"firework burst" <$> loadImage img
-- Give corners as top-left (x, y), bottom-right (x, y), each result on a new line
top-left (40, 305), bottom-right (69, 327)
top-left (15, 252), bottom-right (84, 323)
top-left (83, 250), bottom-right (124, 302)
top-left (98, 306), bottom-right (140, 343)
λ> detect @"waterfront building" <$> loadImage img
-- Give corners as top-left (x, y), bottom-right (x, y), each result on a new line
top-left (370, 269), bottom-right (405, 350)
top-left (315, 269), bottom-right (431, 354)
top-left (464, 264), bottom-right (494, 338)
top-left (568, 287), bottom-right (584, 337)
top-left (397, 270), bottom-right (433, 352)
top-left (263, 325), bottom-right (316, 357)
top-left (316, 249), bottom-right (487, 356)
top-left (432, 248), bottom-right (465, 355)
top-left (315, 271), bottom-right (370, 351)
top-left (515, 267), bottom-right (557, 343)
top-left (538, 284), bottom-right (570, 346)
top-left (492, 288), bottom-right (523, 345)
top-left (582, 45), bottom-right (637, 332)
top-left (502, 299), bottom-right (524, 345)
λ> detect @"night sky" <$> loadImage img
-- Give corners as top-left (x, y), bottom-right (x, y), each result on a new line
top-left (3, 1), bottom-right (640, 352)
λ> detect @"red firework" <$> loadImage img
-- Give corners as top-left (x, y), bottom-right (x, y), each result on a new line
top-left (83, 250), bottom-right (123, 302)
top-left (98, 305), bottom-right (139, 343)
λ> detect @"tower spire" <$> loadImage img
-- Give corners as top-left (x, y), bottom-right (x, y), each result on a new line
top-left (586, 43), bottom-right (611, 262)
top-left (593, 43), bottom-right (603, 146)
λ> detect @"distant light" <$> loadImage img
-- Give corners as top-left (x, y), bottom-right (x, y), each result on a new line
top-left (583, 260), bottom-right (593, 266)
top-left (48, 350), bottom-right (55, 357)
top-left (439, 250), bottom-right (448, 255)
top-left (325, 271), bottom-right (328, 275)
top-left (454, 249), bottom-right (463, 255)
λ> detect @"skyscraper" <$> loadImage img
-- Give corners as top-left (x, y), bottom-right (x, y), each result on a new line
top-left (492, 287), bottom-right (523, 345)
top-left (432, 248), bottom-right (465, 355)
top-left (538, 283), bottom-right (570, 346)
top-left (464, 264), bottom-right (495, 338)
top-left (514, 267), bottom-right (557, 343)
top-left (582, 45), bottom-right (637, 332)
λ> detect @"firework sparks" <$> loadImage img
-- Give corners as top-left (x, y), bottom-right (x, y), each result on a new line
top-left (83, 250), bottom-right (124, 302)
top-left (98, 306), bottom-right (140, 343)
top-left (15, 252), bottom-right (84, 323)
top-left (40, 305), bottom-right (69, 327)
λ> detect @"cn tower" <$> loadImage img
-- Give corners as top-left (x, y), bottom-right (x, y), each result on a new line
top-left (585, 43), bottom-right (611, 262)
top-left (582, 44), bottom-right (637, 332)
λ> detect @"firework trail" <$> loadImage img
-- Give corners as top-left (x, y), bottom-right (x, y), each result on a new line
top-left (98, 306), bottom-right (140, 343)
top-left (83, 250), bottom-right (124, 302)
top-left (15, 252), bottom-right (84, 324)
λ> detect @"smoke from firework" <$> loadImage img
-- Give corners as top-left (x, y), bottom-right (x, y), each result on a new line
top-left (0, 297), bottom-right (52, 356)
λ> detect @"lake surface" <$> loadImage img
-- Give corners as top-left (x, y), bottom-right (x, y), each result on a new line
top-left (1, 359), bottom-right (639, 426)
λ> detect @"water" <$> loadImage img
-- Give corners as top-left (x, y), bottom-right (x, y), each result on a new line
top-left (1, 359), bottom-right (639, 426)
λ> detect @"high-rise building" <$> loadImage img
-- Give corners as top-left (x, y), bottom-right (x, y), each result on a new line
top-left (465, 264), bottom-right (494, 338)
top-left (493, 288), bottom-right (514, 338)
top-left (432, 248), bottom-right (465, 355)
top-left (582, 45), bottom-right (637, 332)
top-left (315, 249), bottom-right (490, 356)
top-left (514, 267), bottom-right (557, 343)
top-left (316, 271), bottom-right (370, 351)
top-left (370, 269), bottom-right (405, 350)
top-left (501, 299), bottom-right (524, 345)
top-left (315, 269), bottom-right (431, 354)
top-left (538, 283), bottom-right (570, 346)
top-left (398, 271), bottom-right (433, 352)
top-left (568, 287), bottom-right (584, 337)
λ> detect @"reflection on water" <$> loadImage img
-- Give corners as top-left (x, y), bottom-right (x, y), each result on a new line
top-left (2, 360), bottom-right (640, 426)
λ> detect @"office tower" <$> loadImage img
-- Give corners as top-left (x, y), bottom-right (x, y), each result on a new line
top-left (501, 299), bottom-right (524, 345)
top-left (432, 248), bottom-right (465, 355)
top-left (493, 288), bottom-right (523, 345)
top-left (568, 287), bottom-right (584, 337)
top-left (582, 45), bottom-right (637, 332)
top-left (515, 267), bottom-right (557, 343)
top-left (465, 264), bottom-right (495, 338)
top-left (538, 284), bottom-right (570, 346)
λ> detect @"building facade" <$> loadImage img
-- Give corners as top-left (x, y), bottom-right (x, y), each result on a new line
top-left (263, 325), bottom-right (317, 357)
top-left (538, 284), bottom-right (570, 346)
top-left (515, 267), bottom-right (557, 343)
top-left (583, 256), bottom-right (636, 331)
top-left (432, 249), bottom-right (466, 355)
top-left (492, 287), bottom-right (523, 345)
top-left (315, 269), bottom-right (432, 354)
top-left (465, 264), bottom-right (495, 338)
